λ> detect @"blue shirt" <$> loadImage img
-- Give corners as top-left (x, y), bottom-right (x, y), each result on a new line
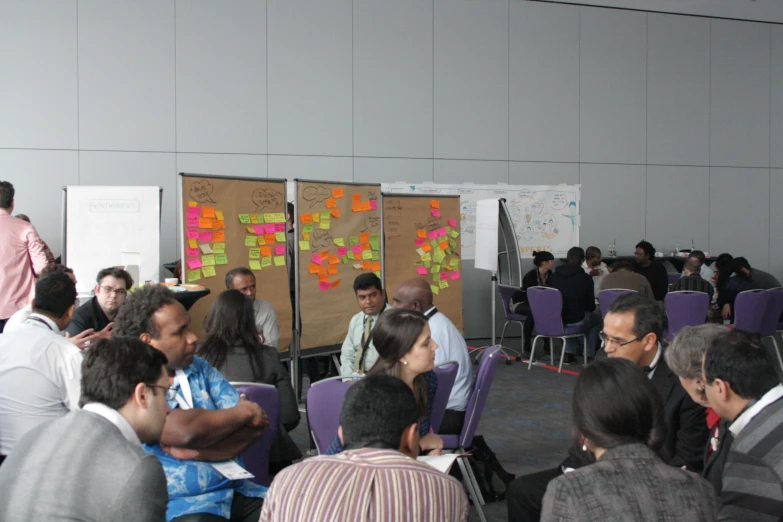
top-left (143, 356), bottom-right (267, 521)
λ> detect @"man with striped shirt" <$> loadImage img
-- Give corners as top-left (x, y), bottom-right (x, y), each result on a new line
top-left (260, 374), bottom-right (469, 522)
top-left (671, 258), bottom-right (714, 301)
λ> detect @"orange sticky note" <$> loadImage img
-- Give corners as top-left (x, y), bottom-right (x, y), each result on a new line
top-left (202, 207), bottom-right (216, 218)
top-left (333, 188), bottom-right (344, 199)
top-left (328, 256), bottom-right (339, 265)
top-left (328, 265), bottom-right (338, 275)
top-left (199, 218), bottom-right (213, 229)
top-left (331, 208), bottom-right (341, 218)
top-left (308, 264), bottom-right (320, 274)
top-left (213, 231), bottom-right (225, 242)
top-left (361, 243), bottom-right (371, 251)
top-left (300, 214), bottom-right (312, 224)
top-left (317, 266), bottom-right (327, 276)
top-left (361, 261), bottom-right (371, 271)
top-left (439, 241), bottom-right (448, 251)
top-left (417, 229), bottom-right (426, 238)
top-left (211, 220), bottom-right (225, 231)
top-left (330, 279), bottom-right (341, 288)
top-left (359, 232), bottom-right (369, 243)
top-left (319, 275), bottom-right (329, 283)
top-left (421, 243), bottom-right (432, 252)
top-left (352, 193), bottom-right (361, 202)
top-left (361, 201), bottom-right (371, 211)
top-left (264, 233), bottom-right (276, 244)
top-left (261, 247), bottom-right (272, 257)
top-left (430, 200), bottom-right (440, 209)
top-left (351, 203), bottom-right (361, 212)
top-left (319, 250), bottom-right (329, 259)
top-left (371, 261), bottom-right (381, 271)
top-left (325, 198), bottom-right (336, 209)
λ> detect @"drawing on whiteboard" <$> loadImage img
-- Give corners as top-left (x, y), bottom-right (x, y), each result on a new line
top-left (302, 186), bottom-right (331, 208)
top-left (190, 181), bottom-right (216, 204)
top-left (251, 188), bottom-right (284, 211)
top-left (562, 201), bottom-right (578, 235)
top-left (89, 199), bottom-right (141, 212)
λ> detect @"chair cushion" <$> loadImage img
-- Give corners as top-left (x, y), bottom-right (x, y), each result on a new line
top-left (562, 324), bottom-right (585, 336)
top-left (439, 434), bottom-right (460, 450)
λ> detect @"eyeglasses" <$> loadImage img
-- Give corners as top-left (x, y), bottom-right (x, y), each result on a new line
top-left (598, 331), bottom-right (647, 348)
top-left (100, 286), bottom-right (127, 297)
top-left (148, 384), bottom-right (178, 402)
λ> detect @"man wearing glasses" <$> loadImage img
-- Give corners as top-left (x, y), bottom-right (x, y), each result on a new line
top-left (66, 267), bottom-right (133, 340)
top-left (507, 293), bottom-right (709, 522)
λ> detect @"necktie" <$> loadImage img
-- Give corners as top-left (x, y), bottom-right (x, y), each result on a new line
top-left (354, 315), bottom-right (373, 374)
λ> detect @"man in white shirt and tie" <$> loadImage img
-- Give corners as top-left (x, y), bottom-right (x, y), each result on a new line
top-left (340, 273), bottom-right (390, 378)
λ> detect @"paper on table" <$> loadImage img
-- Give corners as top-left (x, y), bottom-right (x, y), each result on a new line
top-left (417, 453), bottom-right (460, 474)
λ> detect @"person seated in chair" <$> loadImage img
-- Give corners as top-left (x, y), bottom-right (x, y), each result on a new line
top-left (509, 251), bottom-right (554, 355)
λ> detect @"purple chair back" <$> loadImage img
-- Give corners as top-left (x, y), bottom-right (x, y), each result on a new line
top-left (306, 378), bottom-right (352, 454)
top-left (598, 289), bottom-right (636, 317)
top-left (430, 362), bottom-right (459, 433)
top-left (667, 273), bottom-right (682, 285)
top-left (526, 286), bottom-right (566, 336)
top-left (733, 289), bottom-right (770, 334)
top-left (234, 383), bottom-right (279, 486)
top-left (759, 288), bottom-right (783, 336)
top-left (665, 291), bottom-right (710, 340)
top-left (498, 284), bottom-right (526, 321)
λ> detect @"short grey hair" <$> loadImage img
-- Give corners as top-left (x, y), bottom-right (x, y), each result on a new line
top-left (666, 324), bottom-right (727, 379)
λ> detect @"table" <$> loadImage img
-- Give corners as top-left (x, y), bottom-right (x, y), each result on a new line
top-left (169, 286), bottom-right (211, 311)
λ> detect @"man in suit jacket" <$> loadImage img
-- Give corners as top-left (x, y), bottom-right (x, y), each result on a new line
top-left (0, 337), bottom-right (170, 521)
top-left (507, 293), bottom-right (709, 522)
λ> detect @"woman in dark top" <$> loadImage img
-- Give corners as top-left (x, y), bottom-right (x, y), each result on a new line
top-left (715, 257), bottom-right (757, 322)
top-left (199, 290), bottom-right (301, 470)
top-left (509, 251), bottom-right (554, 353)
top-left (326, 308), bottom-right (441, 455)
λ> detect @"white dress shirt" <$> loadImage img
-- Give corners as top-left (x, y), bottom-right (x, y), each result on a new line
top-left (2, 303), bottom-right (33, 333)
top-left (0, 314), bottom-right (83, 455)
top-left (83, 402), bottom-right (142, 446)
top-left (582, 261), bottom-right (609, 297)
top-left (729, 384), bottom-right (783, 437)
top-left (427, 307), bottom-right (472, 411)
top-left (340, 303), bottom-right (390, 377)
top-left (253, 298), bottom-right (280, 349)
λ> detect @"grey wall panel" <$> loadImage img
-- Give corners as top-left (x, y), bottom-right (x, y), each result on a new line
top-left (709, 167), bottom-right (770, 271)
top-left (0, 1), bottom-right (78, 150)
top-left (434, 160), bottom-right (508, 184)
top-left (78, 1), bottom-right (175, 152)
top-left (268, 156), bottom-right (353, 182)
top-left (434, 0), bottom-right (509, 161)
top-left (510, 1), bottom-right (579, 162)
top-left (354, 158), bottom-right (433, 184)
top-left (267, 0), bottom-right (352, 156)
top-left (770, 170), bottom-right (783, 282)
top-left (772, 27), bottom-right (783, 169)
top-left (176, 154), bottom-right (268, 180)
top-left (579, 7), bottom-right (647, 164)
top-left (175, 0), bottom-right (267, 154)
top-left (0, 150), bottom-right (79, 258)
top-left (710, 20), bottom-right (770, 168)
top-left (353, 0), bottom-right (433, 159)
top-left (579, 164), bottom-right (646, 254)
top-left (647, 14), bottom-right (710, 166)
top-left (509, 162), bottom-right (580, 186)
top-left (78, 152), bottom-right (178, 278)
top-left (645, 166), bottom-right (710, 254)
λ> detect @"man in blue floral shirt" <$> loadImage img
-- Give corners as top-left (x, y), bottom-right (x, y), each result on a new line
top-left (114, 286), bottom-right (268, 522)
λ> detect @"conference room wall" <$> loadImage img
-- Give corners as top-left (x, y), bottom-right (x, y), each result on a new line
top-left (2, 0), bottom-right (781, 339)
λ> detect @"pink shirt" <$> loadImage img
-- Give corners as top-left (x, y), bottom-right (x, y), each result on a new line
top-left (0, 209), bottom-right (48, 319)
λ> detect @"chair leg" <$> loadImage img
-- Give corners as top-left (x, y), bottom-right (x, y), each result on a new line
top-left (527, 335), bottom-right (541, 370)
top-left (558, 337), bottom-right (566, 374)
top-left (499, 321), bottom-right (510, 349)
top-left (583, 335), bottom-right (588, 367)
top-left (456, 455), bottom-right (487, 522)
top-left (550, 338), bottom-right (555, 366)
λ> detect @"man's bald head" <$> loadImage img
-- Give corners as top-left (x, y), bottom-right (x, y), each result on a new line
top-left (392, 278), bottom-right (433, 312)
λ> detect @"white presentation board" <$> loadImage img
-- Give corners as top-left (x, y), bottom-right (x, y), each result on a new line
top-left (381, 183), bottom-right (580, 259)
top-left (64, 186), bottom-right (161, 294)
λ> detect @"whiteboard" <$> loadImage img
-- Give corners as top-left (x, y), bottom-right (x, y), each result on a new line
top-left (64, 186), bottom-right (161, 293)
top-left (381, 183), bottom-right (580, 259)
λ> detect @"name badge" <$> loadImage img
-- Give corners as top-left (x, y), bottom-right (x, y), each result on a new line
top-left (211, 460), bottom-right (255, 480)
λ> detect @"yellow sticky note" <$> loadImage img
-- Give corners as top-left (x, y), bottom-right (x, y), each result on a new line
top-left (261, 256), bottom-right (272, 267)
top-left (188, 269), bottom-right (201, 282)
top-left (319, 221), bottom-right (330, 230)
top-left (274, 256), bottom-right (285, 267)
top-left (212, 243), bottom-right (225, 254)
top-left (201, 255), bottom-right (216, 266)
top-left (302, 231), bottom-right (310, 241)
top-left (312, 213), bottom-right (319, 223)
top-left (439, 280), bottom-right (449, 289)
top-left (188, 201), bottom-right (198, 207)
top-left (299, 241), bottom-right (310, 251)
top-left (215, 210), bottom-right (224, 221)
top-left (333, 237), bottom-right (345, 247)
top-left (249, 248), bottom-right (260, 259)
top-left (249, 260), bottom-right (262, 271)
top-left (362, 250), bottom-right (372, 260)
top-left (202, 266), bottom-right (217, 278)
top-left (188, 239), bottom-right (198, 249)
top-left (275, 232), bottom-right (286, 243)
top-left (257, 236), bottom-right (266, 245)
top-left (431, 284), bottom-right (439, 295)
top-left (245, 236), bottom-right (257, 247)
top-left (238, 214), bottom-right (251, 224)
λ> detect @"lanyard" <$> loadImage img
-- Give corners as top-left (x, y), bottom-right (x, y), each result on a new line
top-left (424, 307), bottom-right (439, 319)
top-left (28, 316), bottom-right (55, 332)
top-left (174, 369), bottom-right (194, 410)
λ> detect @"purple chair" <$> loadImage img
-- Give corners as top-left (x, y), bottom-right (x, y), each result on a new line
top-left (598, 288), bottom-right (636, 318)
top-left (526, 286), bottom-right (587, 372)
top-left (497, 284), bottom-right (525, 361)
top-left (305, 377), bottom-right (353, 454)
top-left (232, 383), bottom-right (279, 486)
top-left (438, 346), bottom-right (501, 522)
top-left (758, 288), bottom-right (783, 370)
top-left (664, 291), bottom-right (710, 342)
top-left (667, 273), bottom-right (682, 286)
top-left (733, 289), bottom-right (769, 334)
top-left (430, 361), bottom-right (459, 434)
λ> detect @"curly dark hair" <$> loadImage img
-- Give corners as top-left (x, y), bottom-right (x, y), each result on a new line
top-left (113, 285), bottom-right (177, 339)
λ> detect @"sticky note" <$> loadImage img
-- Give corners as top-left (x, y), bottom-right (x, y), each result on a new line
top-left (212, 243), bottom-right (225, 254)
top-left (352, 245), bottom-right (362, 256)
top-left (319, 274), bottom-right (329, 282)
top-left (188, 201), bottom-right (198, 207)
top-left (328, 256), bottom-right (340, 265)
top-left (362, 250), bottom-right (372, 260)
top-left (261, 257), bottom-right (272, 267)
top-left (450, 230), bottom-right (460, 238)
top-left (439, 280), bottom-right (449, 289)
top-left (371, 262), bottom-right (381, 271)
top-left (213, 231), bottom-right (225, 242)
top-left (319, 281), bottom-right (330, 292)
top-left (430, 265), bottom-right (439, 274)
top-left (371, 251), bottom-right (380, 261)
top-left (328, 265), bottom-right (338, 275)
top-left (450, 259), bottom-right (460, 268)
top-left (449, 239), bottom-right (457, 250)
top-left (245, 236), bottom-right (257, 247)
top-left (352, 193), bottom-right (361, 202)
top-left (274, 256), bottom-right (285, 267)
top-left (431, 208), bottom-right (440, 218)
top-left (249, 248), bottom-right (260, 259)
top-left (261, 247), bottom-right (272, 257)
top-left (347, 252), bottom-right (355, 260)
top-left (199, 231), bottom-right (213, 243)
top-left (186, 247), bottom-right (199, 257)
top-left (433, 249), bottom-right (445, 264)
top-left (333, 188), bottom-right (344, 198)
top-left (350, 236), bottom-right (359, 245)
top-left (319, 221), bottom-right (330, 230)
top-left (186, 228), bottom-right (199, 239)
top-left (369, 200), bottom-right (377, 210)
top-left (267, 213), bottom-right (286, 223)
top-left (199, 244), bottom-right (212, 254)
top-left (440, 272), bottom-right (448, 281)
top-left (439, 242), bottom-right (448, 251)
top-left (202, 266), bottom-right (216, 278)
top-left (238, 214), bottom-right (251, 224)
top-left (257, 236), bottom-right (266, 245)
top-left (264, 233), bottom-right (276, 244)
top-left (337, 247), bottom-right (348, 257)
top-left (311, 253), bottom-right (323, 265)
top-left (436, 227), bottom-right (446, 237)
top-left (199, 218), bottom-right (213, 229)
top-left (256, 214), bottom-right (266, 224)
top-left (430, 200), bottom-right (440, 209)
top-left (331, 209), bottom-right (341, 218)
top-left (326, 198), bottom-right (336, 209)
top-left (431, 284), bottom-right (439, 295)
top-left (201, 255), bottom-right (215, 266)
top-left (303, 224), bottom-right (313, 233)
top-left (249, 260), bottom-right (262, 270)
top-left (317, 266), bottom-right (327, 276)
top-left (214, 253), bottom-right (228, 265)
top-left (188, 239), bottom-right (198, 248)
top-left (300, 214), bottom-right (312, 224)
top-left (202, 207), bottom-right (215, 218)
top-left (308, 264), bottom-right (320, 274)
top-left (362, 261), bottom-right (371, 271)
top-left (252, 225), bottom-right (264, 235)
top-left (417, 229), bottom-right (426, 239)
top-left (186, 216), bottom-right (199, 228)
top-left (333, 237), bottom-right (345, 247)
top-left (448, 218), bottom-right (457, 227)
top-left (353, 263), bottom-right (362, 269)
top-left (429, 230), bottom-right (438, 241)
top-left (421, 243), bottom-right (432, 253)
top-left (351, 203), bottom-right (361, 212)
top-left (415, 238), bottom-right (426, 247)
top-left (274, 232), bottom-right (285, 243)
top-left (187, 258), bottom-right (203, 269)
top-left (188, 269), bottom-right (201, 282)
top-left (301, 231), bottom-right (309, 241)
top-left (416, 266), bottom-right (428, 275)
top-left (361, 202), bottom-right (372, 211)
top-left (312, 213), bottom-right (319, 223)
top-left (263, 224), bottom-right (275, 234)
top-left (274, 245), bottom-right (285, 256)
top-left (187, 207), bottom-right (201, 217)
top-left (359, 232), bottom-right (369, 244)
top-left (451, 271), bottom-right (461, 280)
top-left (212, 220), bottom-right (225, 231)
top-left (331, 279), bottom-right (341, 288)
top-left (299, 241), bottom-right (310, 251)
top-left (215, 210), bottom-right (224, 221)
top-left (250, 214), bottom-right (258, 224)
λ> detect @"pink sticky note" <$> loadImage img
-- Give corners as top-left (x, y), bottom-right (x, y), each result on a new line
top-left (274, 223), bottom-right (285, 232)
top-left (199, 231), bottom-right (213, 243)
top-left (431, 208), bottom-right (441, 218)
top-left (337, 247), bottom-right (348, 257)
top-left (415, 238), bottom-right (426, 247)
top-left (311, 253), bottom-right (323, 265)
top-left (319, 281), bottom-right (330, 291)
top-left (186, 247), bottom-right (199, 257)
top-left (265, 224), bottom-right (277, 234)
top-left (451, 271), bottom-right (461, 280)
top-left (448, 218), bottom-right (457, 227)
top-left (187, 258), bottom-right (203, 269)
top-left (186, 228), bottom-right (199, 239)
top-left (352, 245), bottom-right (363, 256)
top-left (369, 200), bottom-right (377, 210)
top-left (416, 266), bottom-right (428, 275)
top-left (186, 216), bottom-right (199, 227)
top-left (187, 207), bottom-right (201, 218)
top-left (274, 245), bottom-right (286, 256)
top-left (440, 272), bottom-right (448, 281)
top-left (437, 227), bottom-right (447, 237)
top-left (429, 231), bottom-right (438, 241)
top-left (252, 224), bottom-right (265, 235)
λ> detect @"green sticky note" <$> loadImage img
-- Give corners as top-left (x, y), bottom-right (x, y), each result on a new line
top-left (249, 260), bottom-right (262, 270)
top-left (201, 255), bottom-right (216, 266)
top-left (362, 250), bottom-right (372, 260)
top-left (256, 214), bottom-right (265, 224)
top-left (245, 236), bottom-right (257, 247)
top-left (347, 251), bottom-right (355, 260)
top-left (371, 251), bottom-right (380, 261)
top-left (421, 253), bottom-right (432, 263)
top-left (370, 234), bottom-right (380, 243)
top-left (431, 284), bottom-right (439, 295)
top-left (249, 248), bottom-right (260, 259)
top-left (215, 253), bottom-right (228, 265)
top-left (374, 270), bottom-right (381, 278)
top-left (273, 256), bottom-right (285, 267)
top-left (202, 266), bottom-right (217, 278)
top-left (423, 260), bottom-right (431, 268)
top-left (450, 259), bottom-right (460, 268)
top-left (238, 214), bottom-right (251, 224)
top-left (299, 241), bottom-right (310, 251)
top-left (370, 238), bottom-right (380, 251)
top-left (188, 269), bottom-right (201, 282)
top-left (342, 256), bottom-right (350, 264)
top-left (432, 274), bottom-right (440, 282)
top-left (449, 239), bottom-right (457, 249)
top-left (439, 280), bottom-right (449, 289)
top-left (212, 243), bottom-right (226, 254)
top-left (320, 211), bottom-right (331, 221)
top-left (333, 237), bottom-right (345, 247)
top-left (430, 264), bottom-right (440, 274)
top-left (275, 232), bottom-right (286, 242)
top-left (261, 256), bottom-right (272, 267)
top-left (319, 221), bottom-right (330, 230)
top-left (303, 223), bottom-right (314, 233)
top-left (450, 230), bottom-right (460, 238)
top-left (433, 250), bottom-right (445, 264)
top-left (350, 236), bottom-right (359, 245)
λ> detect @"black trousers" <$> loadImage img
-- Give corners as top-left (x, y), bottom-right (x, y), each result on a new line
top-left (506, 466), bottom-right (562, 522)
top-left (171, 493), bottom-right (263, 522)
top-left (439, 409), bottom-right (466, 435)
top-left (510, 303), bottom-right (535, 352)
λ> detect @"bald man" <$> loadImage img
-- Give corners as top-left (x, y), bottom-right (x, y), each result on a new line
top-left (392, 278), bottom-right (471, 434)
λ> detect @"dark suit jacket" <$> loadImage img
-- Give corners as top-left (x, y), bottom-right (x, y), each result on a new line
top-left (702, 418), bottom-right (733, 495)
